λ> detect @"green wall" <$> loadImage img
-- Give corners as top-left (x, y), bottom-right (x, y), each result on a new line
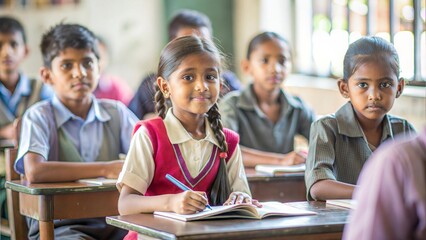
top-left (163, 0), bottom-right (235, 69)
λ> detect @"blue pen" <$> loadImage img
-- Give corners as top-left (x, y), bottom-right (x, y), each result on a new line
top-left (165, 174), bottom-right (213, 210)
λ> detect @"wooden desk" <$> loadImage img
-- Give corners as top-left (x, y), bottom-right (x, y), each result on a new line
top-left (107, 201), bottom-right (349, 240)
top-left (0, 139), bottom-right (14, 148)
top-left (245, 168), bottom-right (306, 202)
top-left (5, 180), bottom-right (119, 240)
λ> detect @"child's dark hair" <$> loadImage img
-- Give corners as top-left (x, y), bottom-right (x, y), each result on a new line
top-left (343, 36), bottom-right (400, 81)
top-left (0, 16), bottom-right (26, 44)
top-left (40, 23), bottom-right (99, 68)
top-left (155, 35), bottom-right (230, 205)
top-left (246, 31), bottom-right (290, 59)
top-left (168, 9), bottom-right (212, 41)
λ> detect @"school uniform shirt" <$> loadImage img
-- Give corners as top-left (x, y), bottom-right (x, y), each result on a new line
top-left (117, 108), bottom-right (250, 196)
top-left (305, 101), bottom-right (416, 200)
top-left (219, 83), bottom-right (315, 154)
top-left (343, 128), bottom-right (426, 240)
top-left (15, 94), bottom-right (137, 172)
top-left (0, 74), bottom-right (52, 126)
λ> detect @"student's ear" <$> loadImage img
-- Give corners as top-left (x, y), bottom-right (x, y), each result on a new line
top-left (40, 66), bottom-right (53, 85)
top-left (396, 78), bottom-right (405, 98)
top-left (337, 79), bottom-right (350, 98)
top-left (241, 59), bottom-right (251, 75)
top-left (157, 77), bottom-right (170, 98)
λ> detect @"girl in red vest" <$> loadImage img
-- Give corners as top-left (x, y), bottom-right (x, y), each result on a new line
top-left (117, 35), bottom-right (260, 240)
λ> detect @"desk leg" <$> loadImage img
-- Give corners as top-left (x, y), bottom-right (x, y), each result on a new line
top-left (39, 195), bottom-right (54, 240)
top-left (39, 220), bottom-right (54, 240)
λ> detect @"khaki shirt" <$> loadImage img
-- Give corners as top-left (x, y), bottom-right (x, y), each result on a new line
top-left (305, 102), bottom-right (416, 200)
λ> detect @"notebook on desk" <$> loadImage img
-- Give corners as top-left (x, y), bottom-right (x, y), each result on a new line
top-left (154, 201), bottom-right (316, 222)
top-left (255, 164), bottom-right (306, 174)
top-left (326, 199), bottom-right (357, 209)
top-left (77, 178), bottom-right (117, 186)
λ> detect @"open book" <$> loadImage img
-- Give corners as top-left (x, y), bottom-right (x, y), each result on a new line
top-left (326, 199), bottom-right (357, 209)
top-left (77, 178), bottom-right (117, 186)
top-left (255, 164), bottom-right (305, 174)
top-left (154, 201), bottom-right (316, 222)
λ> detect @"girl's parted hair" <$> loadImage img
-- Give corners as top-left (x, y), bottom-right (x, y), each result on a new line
top-left (155, 35), bottom-right (230, 205)
top-left (343, 36), bottom-right (400, 81)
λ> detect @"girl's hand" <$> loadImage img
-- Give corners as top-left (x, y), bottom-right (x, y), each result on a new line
top-left (170, 191), bottom-right (208, 214)
top-left (279, 151), bottom-right (306, 166)
top-left (224, 192), bottom-right (262, 207)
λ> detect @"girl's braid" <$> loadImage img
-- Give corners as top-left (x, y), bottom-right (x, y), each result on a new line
top-left (154, 85), bottom-right (167, 119)
top-left (207, 103), bottom-right (231, 205)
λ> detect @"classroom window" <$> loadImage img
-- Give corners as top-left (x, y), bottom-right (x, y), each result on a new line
top-left (295, 0), bottom-right (426, 86)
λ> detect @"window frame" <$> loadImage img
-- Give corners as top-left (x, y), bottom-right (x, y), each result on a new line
top-left (293, 0), bottom-right (425, 86)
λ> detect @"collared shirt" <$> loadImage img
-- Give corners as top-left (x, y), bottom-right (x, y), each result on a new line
top-left (219, 83), bottom-right (315, 154)
top-left (305, 101), bottom-right (416, 200)
top-left (343, 128), bottom-right (426, 240)
top-left (16, 95), bottom-right (137, 164)
top-left (117, 108), bottom-right (250, 196)
top-left (0, 74), bottom-right (52, 115)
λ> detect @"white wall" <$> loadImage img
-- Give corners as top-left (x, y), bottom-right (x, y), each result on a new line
top-left (0, 0), bottom-right (164, 90)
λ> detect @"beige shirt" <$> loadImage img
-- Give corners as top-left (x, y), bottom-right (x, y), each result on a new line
top-left (117, 109), bottom-right (251, 196)
top-left (305, 102), bottom-right (416, 200)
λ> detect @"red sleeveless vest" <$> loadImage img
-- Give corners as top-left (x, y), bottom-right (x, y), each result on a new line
top-left (133, 117), bottom-right (239, 199)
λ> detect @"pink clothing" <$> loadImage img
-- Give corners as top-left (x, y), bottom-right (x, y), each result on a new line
top-left (138, 117), bottom-right (238, 198)
top-left (93, 74), bottom-right (133, 105)
top-left (125, 117), bottom-right (240, 240)
top-left (343, 128), bottom-right (426, 240)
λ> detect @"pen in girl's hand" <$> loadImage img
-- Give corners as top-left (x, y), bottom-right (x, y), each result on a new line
top-left (165, 174), bottom-right (213, 210)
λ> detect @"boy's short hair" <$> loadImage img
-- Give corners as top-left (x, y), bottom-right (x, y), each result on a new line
top-left (40, 23), bottom-right (99, 68)
top-left (168, 9), bottom-right (212, 41)
top-left (0, 16), bottom-right (26, 44)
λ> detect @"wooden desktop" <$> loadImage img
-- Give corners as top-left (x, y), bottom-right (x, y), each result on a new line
top-left (107, 201), bottom-right (349, 240)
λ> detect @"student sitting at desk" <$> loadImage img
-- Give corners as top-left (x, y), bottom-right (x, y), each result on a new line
top-left (117, 35), bottom-right (259, 240)
top-left (14, 23), bottom-right (137, 240)
top-left (0, 16), bottom-right (52, 233)
top-left (305, 36), bottom-right (416, 201)
top-left (343, 128), bottom-right (426, 240)
top-left (219, 32), bottom-right (315, 167)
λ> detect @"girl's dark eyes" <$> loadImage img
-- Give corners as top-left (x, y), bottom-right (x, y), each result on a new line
top-left (357, 82), bottom-right (368, 88)
top-left (380, 82), bottom-right (392, 88)
top-left (182, 75), bottom-right (193, 81)
top-left (260, 58), bottom-right (268, 64)
top-left (206, 74), bottom-right (218, 81)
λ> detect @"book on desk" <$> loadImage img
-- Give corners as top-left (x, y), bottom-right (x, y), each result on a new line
top-left (77, 178), bottom-right (117, 186)
top-left (255, 164), bottom-right (306, 175)
top-left (326, 199), bottom-right (357, 209)
top-left (154, 201), bottom-right (316, 222)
